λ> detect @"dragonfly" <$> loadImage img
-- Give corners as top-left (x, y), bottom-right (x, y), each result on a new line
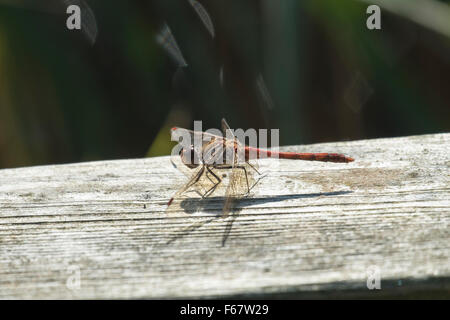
top-left (167, 119), bottom-right (354, 215)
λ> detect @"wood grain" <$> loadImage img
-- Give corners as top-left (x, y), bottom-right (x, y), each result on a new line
top-left (0, 133), bottom-right (449, 299)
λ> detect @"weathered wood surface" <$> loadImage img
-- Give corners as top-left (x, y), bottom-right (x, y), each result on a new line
top-left (0, 133), bottom-right (449, 299)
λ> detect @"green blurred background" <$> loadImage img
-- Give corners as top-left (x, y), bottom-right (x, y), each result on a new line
top-left (0, 0), bottom-right (449, 169)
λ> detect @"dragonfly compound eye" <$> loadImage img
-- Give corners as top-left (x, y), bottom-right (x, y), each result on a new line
top-left (181, 147), bottom-right (200, 169)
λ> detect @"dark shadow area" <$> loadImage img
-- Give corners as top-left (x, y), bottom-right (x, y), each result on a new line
top-left (166, 190), bottom-right (353, 246)
top-left (183, 276), bottom-right (450, 299)
top-left (178, 190), bottom-right (354, 215)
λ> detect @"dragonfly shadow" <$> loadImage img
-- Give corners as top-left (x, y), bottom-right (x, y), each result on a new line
top-left (166, 190), bottom-right (353, 246)
top-left (240, 190), bottom-right (354, 207)
top-left (165, 197), bottom-right (239, 246)
top-left (179, 190), bottom-right (353, 215)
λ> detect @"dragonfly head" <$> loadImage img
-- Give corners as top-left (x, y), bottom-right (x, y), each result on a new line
top-left (180, 145), bottom-right (200, 169)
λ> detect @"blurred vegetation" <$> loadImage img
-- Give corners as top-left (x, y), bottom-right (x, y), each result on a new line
top-left (0, 0), bottom-right (449, 169)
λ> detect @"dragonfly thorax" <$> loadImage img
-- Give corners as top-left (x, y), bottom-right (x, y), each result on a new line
top-left (180, 143), bottom-right (240, 168)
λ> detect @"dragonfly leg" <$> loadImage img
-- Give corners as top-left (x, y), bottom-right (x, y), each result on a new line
top-left (187, 165), bottom-right (205, 189)
top-left (168, 166), bottom-right (205, 205)
top-left (203, 166), bottom-right (222, 197)
top-left (246, 162), bottom-right (260, 175)
top-left (184, 166), bottom-right (207, 196)
top-left (249, 172), bottom-right (266, 192)
top-left (205, 166), bottom-right (218, 185)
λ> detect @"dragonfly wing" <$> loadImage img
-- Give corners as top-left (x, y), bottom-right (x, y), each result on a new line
top-left (156, 23), bottom-right (188, 68)
top-left (221, 118), bottom-right (237, 142)
top-left (244, 147), bottom-right (260, 176)
top-left (188, 0), bottom-right (215, 38)
top-left (171, 127), bottom-right (225, 143)
top-left (221, 118), bottom-right (232, 134)
top-left (222, 145), bottom-right (261, 217)
top-left (220, 150), bottom-right (246, 217)
top-left (171, 127), bottom-right (226, 155)
top-left (222, 169), bottom-right (237, 218)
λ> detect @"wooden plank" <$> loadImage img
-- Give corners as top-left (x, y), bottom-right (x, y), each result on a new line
top-left (0, 133), bottom-right (449, 299)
